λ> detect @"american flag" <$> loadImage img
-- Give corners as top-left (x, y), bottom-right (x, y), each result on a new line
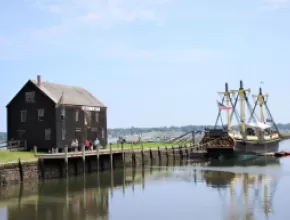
top-left (217, 101), bottom-right (232, 110)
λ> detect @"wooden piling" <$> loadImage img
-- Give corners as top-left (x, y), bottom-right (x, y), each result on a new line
top-left (172, 145), bottom-right (175, 160)
top-left (142, 165), bottom-right (145, 190)
top-left (141, 142), bottom-right (144, 165)
top-left (110, 143), bottom-right (113, 170)
top-left (64, 146), bottom-right (68, 174)
top-left (82, 145), bottom-right (85, 162)
top-left (122, 166), bottom-right (126, 195)
top-left (158, 146), bottom-right (161, 161)
top-left (121, 143), bottom-right (124, 163)
top-left (110, 167), bottom-right (114, 197)
top-left (33, 146), bottom-right (37, 156)
top-left (96, 145), bottom-right (100, 171)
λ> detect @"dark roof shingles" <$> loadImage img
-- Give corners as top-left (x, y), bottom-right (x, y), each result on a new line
top-left (31, 80), bottom-right (106, 107)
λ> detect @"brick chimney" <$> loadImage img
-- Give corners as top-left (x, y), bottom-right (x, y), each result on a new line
top-left (37, 75), bottom-right (41, 86)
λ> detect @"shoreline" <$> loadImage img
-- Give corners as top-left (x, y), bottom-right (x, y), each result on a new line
top-left (0, 145), bottom-right (203, 187)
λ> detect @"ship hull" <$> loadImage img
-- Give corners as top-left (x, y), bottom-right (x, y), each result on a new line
top-left (234, 139), bottom-right (280, 155)
top-left (206, 148), bottom-right (235, 159)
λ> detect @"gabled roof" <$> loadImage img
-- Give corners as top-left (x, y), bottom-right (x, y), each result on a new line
top-left (30, 80), bottom-right (106, 107)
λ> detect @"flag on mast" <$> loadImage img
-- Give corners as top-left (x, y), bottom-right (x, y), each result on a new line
top-left (217, 101), bottom-right (232, 110)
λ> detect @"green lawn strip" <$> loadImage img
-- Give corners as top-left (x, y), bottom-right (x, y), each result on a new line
top-left (280, 132), bottom-right (290, 137)
top-left (0, 151), bottom-right (36, 163)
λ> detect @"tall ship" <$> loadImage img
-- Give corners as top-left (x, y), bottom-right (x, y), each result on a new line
top-left (200, 80), bottom-right (281, 157)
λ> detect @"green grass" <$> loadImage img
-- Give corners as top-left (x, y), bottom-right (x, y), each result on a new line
top-left (110, 141), bottom-right (192, 149)
top-left (0, 151), bottom-right (36, 163)
top-left (280, 132), bottom-right (290, 137)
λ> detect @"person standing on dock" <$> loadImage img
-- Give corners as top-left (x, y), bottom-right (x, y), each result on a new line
top-left (85, 139), bottom-right (89, 150)
top-left (94, 137), bottom-right (100, 149)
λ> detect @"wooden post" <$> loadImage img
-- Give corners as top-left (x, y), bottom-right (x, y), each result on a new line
top-left (131, 142), bottom-right (134, 153)
top-left (172, 145), bottom-right (175, 160)
top-left (24, 140), bottom-right (27, 150)
top-left (110, 166), bottom-right (114, 197)
top-left (96, 144), bottom-right (100, 171)
top-left (141, 142), bottom-right (144, 164)
top-left (110, 143), bottom-right (113, 170)
top-left (121, 142), bottom-right (124, 163)
top-left (33, 146), bottom-right (37, 156)
top-left (64, 146), bottom-right (68, 173)
top-left (158, 146), bottom-right (161, 161)
top-left (122, 166), bottom-right (126, 195)
top-left (82, 145), bottom-right (85, 162)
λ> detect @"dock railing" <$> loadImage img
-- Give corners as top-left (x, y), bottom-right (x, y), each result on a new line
top-left (33, 142), bottom-right (204, 161)
top-left (6, 140), bottom-right (27, 151)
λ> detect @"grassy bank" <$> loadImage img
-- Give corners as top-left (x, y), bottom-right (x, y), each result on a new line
top-left (280, 132), bottom-right (290, 138)
top-left (0, 151), bottom-right (36, 163)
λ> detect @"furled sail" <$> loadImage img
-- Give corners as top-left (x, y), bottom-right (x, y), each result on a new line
top-left (246, 122), bottom-right (271, 130)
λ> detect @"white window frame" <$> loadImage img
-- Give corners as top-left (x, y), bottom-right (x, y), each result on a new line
top-left (45, 128), bottom-right (51, 140)
top-left (101, 129), bottom-right (105, 139)
top-left (25, 91), bottom-right (35, 103)
top-left (75, 110), bottom-right (79, 121)
top-left (62, 128), bottom-right (66, 140)
top-left (95, 112), bottom-right (99, 122)
top-left (20, 110), bottom-right (27, 122)
top-left (38, 109), bottom-right (44, 121)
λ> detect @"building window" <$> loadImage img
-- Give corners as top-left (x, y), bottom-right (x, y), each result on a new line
top-left (75, 110), bottom-right (79, 121)
top-left (95, 112), bottom-right (99, 122)
top-left (25, 91), bottom-right (35, 103)
top-left (38, 109), bottom-right (44, 121)
top-left (61, 108), bottom-right (65, 120)
top-left (62, 128), bottom-right (66, 140)
top-left (101, 129), bottom-right (105, 139)
top-left (45, 128), bottom-right (51, 140)
top-left (20, 110), bottom-right (27, 122)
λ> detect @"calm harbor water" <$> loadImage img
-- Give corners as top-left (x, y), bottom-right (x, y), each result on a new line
top-left (1, 140), bottom-right (290, 219)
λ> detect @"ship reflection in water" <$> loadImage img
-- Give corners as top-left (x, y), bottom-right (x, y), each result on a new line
top-left (1, 154), bottom-right (290, 220)
top-left (202, 156), bottom-right (280, 219)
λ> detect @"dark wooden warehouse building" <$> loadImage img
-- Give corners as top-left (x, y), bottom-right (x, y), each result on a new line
top-left (6, 75), bottom-right (107, 151)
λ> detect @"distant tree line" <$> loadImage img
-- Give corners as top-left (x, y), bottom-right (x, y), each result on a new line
top-left (108, 123), bottom-right (290, 137)
top-left (1, 123), bottom-right (290, 140)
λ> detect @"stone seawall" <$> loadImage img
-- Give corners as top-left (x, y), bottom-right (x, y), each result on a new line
top-left (0, 146), bottom-right (200, 187)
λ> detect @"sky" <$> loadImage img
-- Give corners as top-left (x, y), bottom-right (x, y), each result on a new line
top-left (1, 0), bottom-right (290, 131)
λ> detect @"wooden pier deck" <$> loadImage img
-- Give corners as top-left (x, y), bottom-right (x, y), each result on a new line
top-left (34, 145), bottom-right (206, 160)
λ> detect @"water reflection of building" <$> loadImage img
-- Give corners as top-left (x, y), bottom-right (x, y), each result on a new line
top-left (5, 167), bottom-right (151, 220)
top-left (6, 170), bottom-right (125, 220)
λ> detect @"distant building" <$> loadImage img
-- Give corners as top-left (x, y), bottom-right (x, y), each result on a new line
top-left (6, 75), bottom-right (107, 151)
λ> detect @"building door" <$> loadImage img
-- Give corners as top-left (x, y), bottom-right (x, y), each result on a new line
top-left (16, 130), bottom-right (26, 148)
top-left (87, 127), bottom-right (98, 142)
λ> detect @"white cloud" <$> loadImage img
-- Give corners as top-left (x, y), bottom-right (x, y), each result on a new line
top-left (261, 0), bottom-right (289, 10)
top-left (34, 0), bottom-right (170, 24)
top-left (101, 46), bottom-right (224, 63)
top-left (0, 0), bottom-right (224, 62)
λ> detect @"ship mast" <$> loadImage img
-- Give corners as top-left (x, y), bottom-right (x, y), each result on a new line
top-left (252, 87), bottom-right (267, 123)
top-left (218, 83), bottom-right (233, 131)
top-left (231, 80), bottom-right (250, 137)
